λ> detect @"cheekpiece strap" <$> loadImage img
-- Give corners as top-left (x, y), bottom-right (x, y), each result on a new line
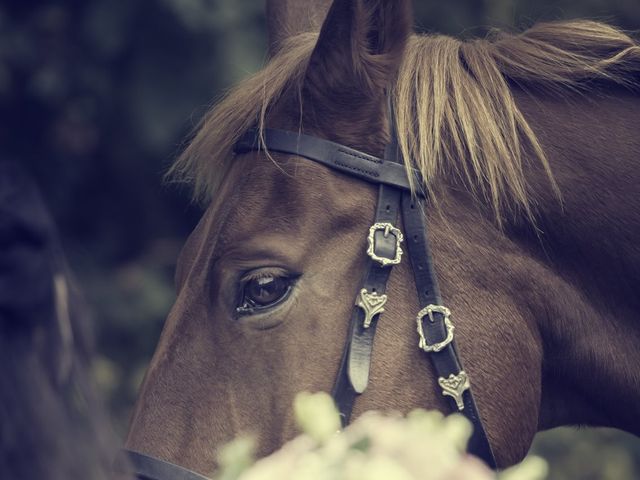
top-left (332, 140), bottom-right (404, 424)
top-left (401, 193), bottom-right (497, 469)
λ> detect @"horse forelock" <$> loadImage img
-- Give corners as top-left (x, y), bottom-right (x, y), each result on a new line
top-left (170, 20), bottom-right (640, 223)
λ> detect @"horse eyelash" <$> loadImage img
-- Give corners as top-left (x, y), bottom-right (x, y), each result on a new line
top-left (239, 266), bottom-right (290, 283)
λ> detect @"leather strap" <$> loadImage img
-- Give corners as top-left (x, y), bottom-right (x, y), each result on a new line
top-left (235, 128), bottom-right (420, 192)
top-left (121, 450), bottom-right (211, 480)
top-left (347, 185), bottom-right (401, 392)
top-left (331, 141), bottom-right (403, 424)
top-left (401, 193), bottom-right (497, 469)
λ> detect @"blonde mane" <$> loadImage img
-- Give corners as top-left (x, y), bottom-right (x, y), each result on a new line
top-left (170, 20), bottom-right (640, 221)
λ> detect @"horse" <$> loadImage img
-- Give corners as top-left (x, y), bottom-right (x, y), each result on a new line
top-left (0, 162), bottom-right (127, 480)
top-left (124, 0), bottom-right (640, 477)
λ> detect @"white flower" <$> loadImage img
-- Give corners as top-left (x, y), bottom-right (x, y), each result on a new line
top-left (215, 392), bottom-right (548, 480)
top-left (294, 391), bottom-right (341, 443)
top-left (440, 414), bottom-right (473, 452)
top-left (499, 456), bottom-right (548, 480)
top-left (216, 436), bottom-right (255, 480)
top-left (344, 455), bottom-right (414, 480)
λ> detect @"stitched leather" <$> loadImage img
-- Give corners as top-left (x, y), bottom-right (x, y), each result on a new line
top-left (235, 129), bottom-right (421, 192)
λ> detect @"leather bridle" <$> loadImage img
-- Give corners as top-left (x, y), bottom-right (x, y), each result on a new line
top-left (122, 111), bottom-right (497, 479)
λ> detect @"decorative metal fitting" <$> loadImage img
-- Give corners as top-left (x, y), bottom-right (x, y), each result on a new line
top-left (438, 371), bottom-right (470, 411)
top-left (366, 222), bottom-right (404, 267)
top-left (416, 304), bottom-right (454, 353)
top-left (355, 288), bottom-right (388, 329)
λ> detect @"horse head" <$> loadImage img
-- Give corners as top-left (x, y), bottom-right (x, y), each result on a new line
top-left (125, 0), bottom-right (640, 476)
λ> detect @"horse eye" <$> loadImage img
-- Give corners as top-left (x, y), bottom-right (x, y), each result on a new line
top-left (236, 273), bottom-right (293, 315)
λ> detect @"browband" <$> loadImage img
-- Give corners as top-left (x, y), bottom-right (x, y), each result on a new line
top-left (235, 128), bottom-right (421, 192)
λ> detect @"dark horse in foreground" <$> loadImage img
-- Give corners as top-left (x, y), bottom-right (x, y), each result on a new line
top-left (125, 0), bottom-right (640, 476)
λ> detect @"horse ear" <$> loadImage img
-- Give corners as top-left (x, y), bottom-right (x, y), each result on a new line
top-left (305, 0), bottom-right (413, 98)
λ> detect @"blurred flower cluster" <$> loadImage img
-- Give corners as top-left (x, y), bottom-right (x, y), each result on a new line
top-left (215, 392), bottom-right (548, 480)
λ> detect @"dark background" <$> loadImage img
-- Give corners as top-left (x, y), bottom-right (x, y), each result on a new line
top-left (2, 0), bottom-right (639, 477)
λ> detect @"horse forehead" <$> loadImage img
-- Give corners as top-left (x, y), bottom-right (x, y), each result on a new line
top-left (223, 152), bottom-right (376, 235)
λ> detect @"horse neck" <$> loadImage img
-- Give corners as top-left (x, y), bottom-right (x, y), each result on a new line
top-left (509, 86), bottom-right (640, 434)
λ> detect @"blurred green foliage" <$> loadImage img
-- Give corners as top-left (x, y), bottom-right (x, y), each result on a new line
top-left (531, 428), bottom-right (640, 480)
top-left (2, 0), bottom-right (639, 477)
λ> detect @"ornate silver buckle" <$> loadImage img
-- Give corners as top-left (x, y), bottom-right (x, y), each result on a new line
top-left (416, 304), bottom-right (454, 352)
top-left (439, 371), bottom-right (470, 411)
top-left (366, 222), bottom-right (404, 267)
top-left (356, 288), bottom-right (388, 329)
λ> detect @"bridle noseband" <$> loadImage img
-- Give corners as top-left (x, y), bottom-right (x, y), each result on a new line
top-left (122, 116), bottom-right (497, 479)
top-left (121, 450), bottom-right (211, 480)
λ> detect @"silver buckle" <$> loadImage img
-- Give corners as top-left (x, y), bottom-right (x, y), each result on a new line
top-left (355, 288), bottom-right (388, 329)
top-left (439, 371), bottom-right (470, 411)
top-left (366, 222), bottom-right (404, 267)
top-left (416, 304), bottom-right (454, 352)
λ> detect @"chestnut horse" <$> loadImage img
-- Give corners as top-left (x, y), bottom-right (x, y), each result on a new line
top-left (125, 0), bottom-right (640, 476)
